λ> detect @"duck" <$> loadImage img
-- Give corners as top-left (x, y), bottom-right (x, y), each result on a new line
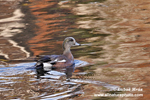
top-left (34, 37), bottom-right (81, 71)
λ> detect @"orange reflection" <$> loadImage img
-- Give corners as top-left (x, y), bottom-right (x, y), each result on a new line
top-left (27, 0), bottom-right (73, 56)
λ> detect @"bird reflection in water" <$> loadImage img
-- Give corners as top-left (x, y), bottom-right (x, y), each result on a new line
top-left (35, 63), bottom-right (75, 80)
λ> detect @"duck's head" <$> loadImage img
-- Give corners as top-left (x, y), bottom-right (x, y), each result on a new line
top-left (63, 37), bottom-right (81, 50)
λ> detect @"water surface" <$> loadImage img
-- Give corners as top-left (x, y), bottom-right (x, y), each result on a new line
top-left (0, 0), bottom-right (149, 99)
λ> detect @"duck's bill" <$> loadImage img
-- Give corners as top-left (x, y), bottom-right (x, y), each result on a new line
top-left (74, 42), bottom-right (81, 46)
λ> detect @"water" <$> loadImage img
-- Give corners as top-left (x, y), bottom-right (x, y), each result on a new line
top-left (0, 60), bottom-right (119, 99)
top-left (0, 0), bottom-right (149, 99)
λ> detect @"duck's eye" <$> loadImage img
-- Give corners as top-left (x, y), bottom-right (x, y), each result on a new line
top-left (69, 39), bottom-right (74, 42)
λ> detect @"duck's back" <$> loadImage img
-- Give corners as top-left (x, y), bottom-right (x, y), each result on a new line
top-left (35, 54), bottom-right (74, 68)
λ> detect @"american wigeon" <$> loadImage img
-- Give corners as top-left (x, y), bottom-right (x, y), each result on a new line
top-left (34, 37), bottom-right (81, 71)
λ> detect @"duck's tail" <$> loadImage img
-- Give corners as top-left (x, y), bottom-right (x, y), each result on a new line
top-left (34, 61), bottom-right (45, 78)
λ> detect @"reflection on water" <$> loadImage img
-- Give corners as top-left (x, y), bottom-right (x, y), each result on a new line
top-left (0, 60), bottom-right (119, 99)
top-left (0, 0), bottom-right (108, 60)
top-left (0, 0), bottom-right (150, 99)
top-left (0, 1), bottom-right (30, 60)
top-left (35, 62), bottom-right (75, 79)
top-left (27, 0), bottom-right (77, 56)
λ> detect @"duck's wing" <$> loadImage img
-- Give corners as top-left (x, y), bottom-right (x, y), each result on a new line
top-left (35, 55), bottom-right (67, 64)
top-left (35, 55), bottom-right (51, 62)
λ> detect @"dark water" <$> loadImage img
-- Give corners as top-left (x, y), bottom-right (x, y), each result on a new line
top-left (1, 0), bottom-right (147, 99)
